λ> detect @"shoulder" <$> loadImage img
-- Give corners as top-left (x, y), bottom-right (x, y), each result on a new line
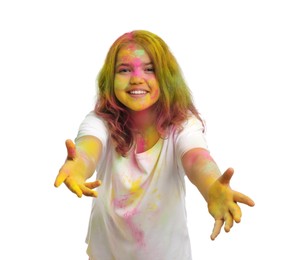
top-left (169, 112), bottom-right (207, 158)
top-left (76, 111), bottom-right (109, 146)
top-left (170, 111), bottom-right (205, 137)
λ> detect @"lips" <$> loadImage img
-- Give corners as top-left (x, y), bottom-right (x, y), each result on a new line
top-left (127, 90), bottom-right (148, 95)
top-left (126, 86), bottom-right (150, 96)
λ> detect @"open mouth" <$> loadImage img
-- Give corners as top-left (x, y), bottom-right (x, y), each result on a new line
top-left (127, 90), bottom-right (149, 95)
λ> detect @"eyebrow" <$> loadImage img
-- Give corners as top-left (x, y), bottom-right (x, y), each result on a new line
top-left (115, 62), bottom-right (153, 68)
top-left (115, 63), bottom-right (130, 68)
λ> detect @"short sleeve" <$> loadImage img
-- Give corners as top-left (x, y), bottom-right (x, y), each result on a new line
top-left (175, 115), bottom-right (208, 158)
top-left (75, 111), bottom-right (108, 148)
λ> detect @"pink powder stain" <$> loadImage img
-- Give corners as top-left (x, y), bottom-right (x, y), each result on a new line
top-left (187, 148), bottom-right (212, 165)
top-left (112, 197), bottom-right (146, 247)
top-left (124, 208), bottom-right (145, 248)
top-left (111, 177), bottom-right (146, 248)
top-left (112, 194), bottom-right (130, 208)
top-left (131, 58), bottom-right (144, 77)
top-left (136, 137), bottom-right (146, 153)
top-left (133, 57), bottom-right (142, 66)
top-left (150, 85), bottom-right (160, 100)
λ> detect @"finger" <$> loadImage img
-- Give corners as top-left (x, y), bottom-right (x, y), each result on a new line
top-left (224, 213), bottom-right (233, 232)
top-left (218, 168), bottom-right (234, 185)
top-left (66, 139), bottom-right (76, 160)
top-left (54, 170), bottom-right (68, 187)
top-left (80, 184), bottom-right (98, 197)
top-left (211, 219), bottom-right (224, 240)
top-left (64, 177), bottom-right (83, 198)
top-left (84, 180), bottom-right (102, 189)
top-left (229, 202), bottom-right (242, 223)
top-left (233, 191), bottom-right (255, 207)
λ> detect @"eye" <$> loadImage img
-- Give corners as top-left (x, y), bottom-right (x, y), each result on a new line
top-left (120, 68), bottom-right (130, 73)
top-left (117, 68), bottom-right (131, 74)
top-left (145, 66), bottom-right (155, 73)
top-left (117, 67), bottom-right (131, 74)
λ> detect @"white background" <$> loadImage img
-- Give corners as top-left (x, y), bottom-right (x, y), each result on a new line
top-left (1, 0), bottom-right (282, 259)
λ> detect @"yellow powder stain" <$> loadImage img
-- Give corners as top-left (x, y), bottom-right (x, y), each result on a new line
top-left (129, 177), bottom-right (143, 193)
top-left (146, 188), bottom-right (161, 212)
top-left (127, 177), bottom-right (144, 205)
top-left (112, 176), bottom-right (145, 208)
top-left (148, 202), bottom-right (158, 211)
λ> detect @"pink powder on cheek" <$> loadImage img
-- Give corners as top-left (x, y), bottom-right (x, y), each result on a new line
top-left (150, 88), bottom-right (160, 100)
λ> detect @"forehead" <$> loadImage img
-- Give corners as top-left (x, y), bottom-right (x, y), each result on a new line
top-left (116, 43), bottom-right (150, 62)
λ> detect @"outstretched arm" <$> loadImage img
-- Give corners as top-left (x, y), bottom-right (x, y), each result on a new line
top-left (182, 148), bottom-right (255, 240)
top-left (54, 136), bottom-right (102, 198)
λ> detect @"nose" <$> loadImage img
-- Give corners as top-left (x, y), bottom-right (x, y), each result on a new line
top-left (130, 74), bottom-right (145, 85)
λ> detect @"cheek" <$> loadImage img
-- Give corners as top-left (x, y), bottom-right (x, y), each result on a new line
top-left (114, 75), bottom-right (128, 90)
top-left (152, 88), bottom-right (160, 100)
top-left (148, 80), bottom-right (160, 100)
top-left (114, 76), bottom-right (128, 103)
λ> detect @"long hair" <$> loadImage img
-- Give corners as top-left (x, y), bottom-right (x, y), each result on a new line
top-left (95, 30), bottom-right (203, 156)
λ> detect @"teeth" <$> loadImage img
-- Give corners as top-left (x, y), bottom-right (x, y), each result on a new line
top-left (129, 90), bottom-right (147, 95)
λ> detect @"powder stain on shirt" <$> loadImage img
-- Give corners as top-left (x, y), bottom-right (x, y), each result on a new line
top-left (129, 177), bottom-right (143, 195)
top-left (124, 208), bottom-right (146, 248)
top-left (112, 176), bottom-right (144, 209)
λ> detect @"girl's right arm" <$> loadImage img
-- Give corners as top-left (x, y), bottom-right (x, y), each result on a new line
top-left (54, 136), bottom-right (103, 198)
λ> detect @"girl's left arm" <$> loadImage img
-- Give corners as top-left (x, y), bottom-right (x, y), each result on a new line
top-left (182, 148), bottom-right (255, 240)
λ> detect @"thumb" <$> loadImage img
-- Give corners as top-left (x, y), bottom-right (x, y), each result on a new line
top-left (66, 139), bottom-right (76, 159)
top-left (219, 167), bottom-right (234, 185)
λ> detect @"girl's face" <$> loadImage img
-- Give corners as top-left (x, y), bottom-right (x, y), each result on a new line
top-left (114, 43), bottom-right (160, 113)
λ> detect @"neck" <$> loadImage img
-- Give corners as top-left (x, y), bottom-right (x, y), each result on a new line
top-left (129, 108), bottom-right (157, 132)
top-left (129, 108), bottom-right (160, 153)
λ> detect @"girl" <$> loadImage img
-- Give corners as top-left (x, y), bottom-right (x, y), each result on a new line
top-left (54, 30), bottom-right (254, 260)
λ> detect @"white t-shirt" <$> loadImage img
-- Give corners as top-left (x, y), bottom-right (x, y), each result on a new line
top-left (76, 111), bottom-right (208, 260)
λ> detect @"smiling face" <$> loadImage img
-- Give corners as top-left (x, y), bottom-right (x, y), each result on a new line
top-left (114, 43), bottom-right (160, 113)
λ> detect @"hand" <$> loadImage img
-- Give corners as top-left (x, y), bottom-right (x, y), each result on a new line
top-left (54, 139), bottom-right (101, 198)
top-left (207, 168), bottom-right (255, 240)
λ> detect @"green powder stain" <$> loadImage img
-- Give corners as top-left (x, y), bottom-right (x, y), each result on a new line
top-left (134, 49), bottom-right (145, 56)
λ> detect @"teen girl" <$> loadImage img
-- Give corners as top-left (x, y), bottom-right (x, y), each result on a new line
top-left (54, 30), bottom-right (255, 260)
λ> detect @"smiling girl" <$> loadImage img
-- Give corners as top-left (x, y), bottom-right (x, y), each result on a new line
top-left (54, 30), bottom-right (254, 260)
